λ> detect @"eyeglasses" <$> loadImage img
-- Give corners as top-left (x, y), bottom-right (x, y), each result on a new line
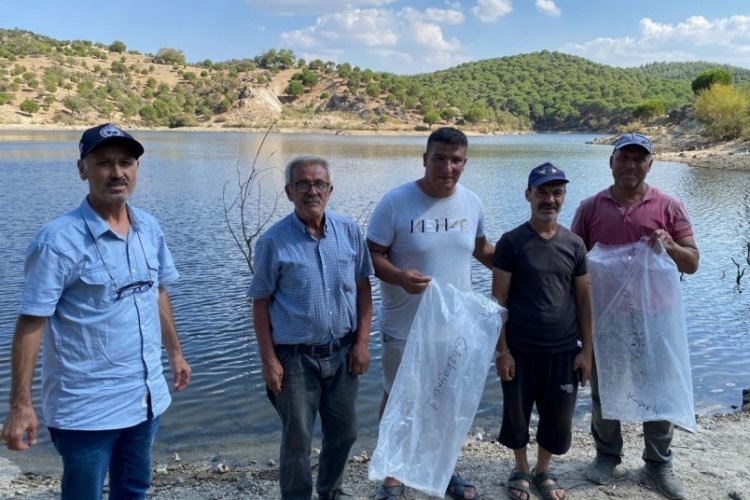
top-left (115, 279), bottom-right (154, 300)
top-left (290, 181), bottom-right (330, 193)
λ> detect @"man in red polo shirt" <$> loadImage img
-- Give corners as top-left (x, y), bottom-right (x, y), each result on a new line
top-left (571, 133), bottom-right (699, 500)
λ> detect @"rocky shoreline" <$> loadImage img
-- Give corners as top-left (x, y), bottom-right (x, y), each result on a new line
top-left (1, 410), bottom-right (749, 499)
top-left (656, 142), bottom-right (750, 170)
top-left (3, 123), bottom-right (749, 171)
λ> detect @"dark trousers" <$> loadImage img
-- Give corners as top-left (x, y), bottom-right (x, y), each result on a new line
top-left (590, 360), bottom-right (673, 463)
top-left (267, 342), bottom-right (358, 499)
top-left (499, 348), bottom-right (579, 455)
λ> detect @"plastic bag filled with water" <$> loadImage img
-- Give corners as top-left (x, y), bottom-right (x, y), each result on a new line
top-left (368, 280), bottom-right (504, 497)
top-left (587, 238), bottom-right (696, 432)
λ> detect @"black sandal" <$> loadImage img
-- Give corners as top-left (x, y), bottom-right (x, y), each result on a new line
top-left (447, 472), bottom-right (480, 500)
top-left (506, 470), bottom-right (532, 500)
top-left (531, 469), bottom-right (565, 500)
top-left (373, 482), bottom-right (405, 499)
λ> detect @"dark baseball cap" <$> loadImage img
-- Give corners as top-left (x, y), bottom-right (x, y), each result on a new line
top-left (79, 123), bottom-right (144, 160)
top-left (613, 133), bottom-right (652, 154)
top-left (528, 162), bottom-right (569, 187)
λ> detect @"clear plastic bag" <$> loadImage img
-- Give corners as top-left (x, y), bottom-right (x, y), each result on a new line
top-left (368, 280), bottom-right (504, 496)
top-left (587, 239), bottom-right (696, 432)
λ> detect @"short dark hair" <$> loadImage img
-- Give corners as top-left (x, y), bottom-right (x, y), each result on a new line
top-left (426, 127), bottom-right (468, 153)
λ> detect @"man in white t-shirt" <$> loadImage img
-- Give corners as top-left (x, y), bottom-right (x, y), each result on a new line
top-left (367, 127), bottom-right (494, 500)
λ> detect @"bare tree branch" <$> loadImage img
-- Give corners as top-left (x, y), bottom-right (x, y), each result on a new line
top-left (222, 124), bottom-right (282, 274)
top-left (731, 257), bottom-right (746, 292)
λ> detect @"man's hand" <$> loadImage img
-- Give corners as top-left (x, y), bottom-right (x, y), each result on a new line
top-left (398, 269), bottom-right (431, 294)
top-left (648, 229), bottom-right (700, 274)
top-left (169, 354), bottom-right (191, 392)
top-left (496, 352), bottom-right (515, 382)
top-left (1, 404), bottom-right (38, 451)
top-left (263, 356), bottom-right (284, 395)
top-left (573, 350), bottom-right (592, 387)
top-left (647, 229), bottom-right (674, 253)
top-left (347, 340), bottom-right (370, 375)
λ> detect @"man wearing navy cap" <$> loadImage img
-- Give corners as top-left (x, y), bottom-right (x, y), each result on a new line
top-left (572, 133), bottom-right (699, 499)
top-left (492, 162), bottom-right (592, 500)
top-left (1, 123), bottom-right (191, 499)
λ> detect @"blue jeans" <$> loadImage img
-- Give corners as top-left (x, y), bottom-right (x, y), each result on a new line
top-left (48, 416), bottom-right (161, 500)
top-left (268, 343), bottom-right (359, 500)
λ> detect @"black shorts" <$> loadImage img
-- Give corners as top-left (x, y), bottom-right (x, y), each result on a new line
top-left (498, 347), bottom-right (579, 454)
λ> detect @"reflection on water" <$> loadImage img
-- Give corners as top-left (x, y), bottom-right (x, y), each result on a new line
top-left (1, 130), bottom-right (749, 455)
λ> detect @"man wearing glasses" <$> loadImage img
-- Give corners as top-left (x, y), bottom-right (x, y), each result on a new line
top-left (1, 123), bottom-right (191, 499)
top-left (248, 155), bottom-right (373, 499)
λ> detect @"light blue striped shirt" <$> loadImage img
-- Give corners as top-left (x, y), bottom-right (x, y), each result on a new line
top-left (248, 210), bottom-right (373, 345)
top-left (19, 198), bottom-right (179, 430)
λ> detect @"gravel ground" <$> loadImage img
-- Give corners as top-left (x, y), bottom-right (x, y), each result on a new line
top-left (2, 411), bottom-right (749, 499)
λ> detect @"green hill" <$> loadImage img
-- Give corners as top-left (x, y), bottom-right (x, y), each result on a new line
top-left (638, 60), bottom-right (750, 82)
top-left (0, 28), bottom-right (747, 133)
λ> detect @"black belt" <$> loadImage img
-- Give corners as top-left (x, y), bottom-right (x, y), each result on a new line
top-left (275, 331), bottom-right (357, 357)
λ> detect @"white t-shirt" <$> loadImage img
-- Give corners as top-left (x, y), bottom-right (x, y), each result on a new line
top-left (367, 181), bottom-right (486, 340)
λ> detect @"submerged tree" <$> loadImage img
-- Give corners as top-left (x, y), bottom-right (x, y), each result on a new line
top-left (222, 126), bottom-right (283, 273)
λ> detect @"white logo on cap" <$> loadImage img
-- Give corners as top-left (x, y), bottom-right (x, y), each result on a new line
top-left (538, 165), bottom-right (558, 175)
top-left (99, 124), bottom-right (126, 138)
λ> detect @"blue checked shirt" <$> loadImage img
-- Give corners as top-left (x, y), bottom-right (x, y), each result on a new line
top-left (247, 210), bottom-right (374, 345)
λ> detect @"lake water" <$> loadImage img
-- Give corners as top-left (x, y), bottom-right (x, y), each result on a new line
top-left (1, 129), bottom-right (749, 461)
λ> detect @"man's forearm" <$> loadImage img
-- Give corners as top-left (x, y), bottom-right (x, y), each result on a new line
top-left (252, 298), bottom-right (277, 362)
top-left (355, 277), bottom-right (373, 344)
top-left (669, 244), bottom-right (699, 275)
top-left (8, 315), bottom-right (45, 407)
top-left (158, 288), bottom-right (185, 359)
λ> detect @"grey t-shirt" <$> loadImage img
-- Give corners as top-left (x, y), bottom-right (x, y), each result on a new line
top-left (367, 182), bottom-right (485, 340)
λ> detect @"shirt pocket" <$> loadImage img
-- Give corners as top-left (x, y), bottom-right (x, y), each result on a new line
top-left (335, 254), bottom-right (357, 293)
top-left (78, 267), bottom-right (116, 309)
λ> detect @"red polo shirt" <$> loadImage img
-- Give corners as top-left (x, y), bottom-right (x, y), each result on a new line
top-left (571, 185), bottom-right (693, 250)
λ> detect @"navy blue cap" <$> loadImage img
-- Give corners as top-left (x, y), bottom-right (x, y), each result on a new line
top-left (528, 162), bottom-right (568, 187)
top-left (613, 133), bottom-right (652, 154)
top-left (79, 123), bottom-right (144, 159)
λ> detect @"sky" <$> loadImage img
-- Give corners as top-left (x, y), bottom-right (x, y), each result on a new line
top-left (4, 0), bottom-right (750, 75)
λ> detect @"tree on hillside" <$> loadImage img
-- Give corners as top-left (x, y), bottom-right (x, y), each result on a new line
top-left (694, 84), bottom-right (749, 139)
top-left (109, 40), bottom-right (126, 53)
top-left (632, 99), bottom-right (666, 120)
top-left (464, 105), bottom-right (486, 124)
top-left (20, 98), bottom-right (40, 114)
top-left (154, 47), bottom-right (186, 66)
top-left (255, 49), bottom-right (296, 71)
top-left (337, 63), bottom-right (352, 79)
top-left (285, 80), bottom-right (304, 96)
top-left (63, 95), bottom-right (88, 114)
top-left (277, 49), bottom-right (295, 69)
top-left (440, 107), bottom-right (457, 122)
top-left (308, 59), bottom-right (325, 71)
top-left (423, 109), bottom-right (440, 128)
top-left (291, 69), bottom-right (318, 87)
top-left (692, 68), bottom-right (733, 95)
